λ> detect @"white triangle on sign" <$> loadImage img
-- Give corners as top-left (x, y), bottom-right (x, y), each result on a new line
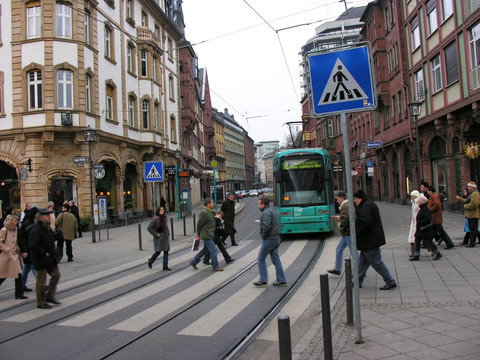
top-left (146, 165), bottom-right (161, 179)
top-left (318, 58), bottom-right (368, 105)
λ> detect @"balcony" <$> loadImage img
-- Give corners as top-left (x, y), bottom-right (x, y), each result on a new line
top-left (136, 27), bottom-right (161, 49)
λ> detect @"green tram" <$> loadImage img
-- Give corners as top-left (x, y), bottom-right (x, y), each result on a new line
top-left (272, 148), bottom-right (336, 235)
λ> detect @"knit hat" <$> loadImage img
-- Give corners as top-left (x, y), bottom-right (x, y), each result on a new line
top-left (353, 190), bottom-right (367, 199)
top-left (467, 182), bottom-right (477, 188)
top-left (410, 190), bottom-right (420, 198)
top-left (417, 195), bottom-right (428, 205)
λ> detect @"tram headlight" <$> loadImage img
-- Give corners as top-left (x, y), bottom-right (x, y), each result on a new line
top-left (283, 195), bottom-right (290, 201)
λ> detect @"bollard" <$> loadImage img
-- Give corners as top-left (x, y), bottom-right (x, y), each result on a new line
top-left (320, 273), bottom-right (333, 360)
top-left (193, 213), bottom-right (196, 233)
top-left (171, 218), bottom-right (174, 240)
top-left (138, 224), bottom-right (142, 250)
top-left (345, 258), bottom-right (354, 326)
top-left (183, 216), bottom-right (186, 236)
top-left (278, 315), bottom-right (292, 360)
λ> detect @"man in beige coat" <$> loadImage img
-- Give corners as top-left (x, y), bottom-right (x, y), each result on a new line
top-left (55, 203), bottom-right (78, 262)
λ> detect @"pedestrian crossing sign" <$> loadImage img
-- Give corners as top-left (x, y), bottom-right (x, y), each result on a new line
top-left (307, 44), bottom-right (376, 116)
top-left (144, 161), bottom-right (163, 182)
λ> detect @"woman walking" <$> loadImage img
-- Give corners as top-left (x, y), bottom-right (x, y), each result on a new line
top-left (410, 195), bottom-right (442, 261)
top-left (0, 215), bottom-right (28, 299)
top-left (407, 190), bottom-right (420, 258)
top-left (147, 206), bottom-right (171, 270)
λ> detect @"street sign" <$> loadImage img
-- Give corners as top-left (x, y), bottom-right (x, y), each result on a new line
top-left (367, 160), bottom-right (374, 168)
top-left (92, 164), bottom-right (104, 169)
top-left (178, 169), bottom-right (191, 178)
top-left (307, 44), bottom-right (376, 116)
top-left (19, 168), bottom-right (28, 181)
top-left (203, 170), bottom-right (214, 174)
top-left (74, 157), bottom-right (89, 163)
top-left (165, 166), bottom-right (176, 176)
top-left (144, 161), bottom-right (163, 182)
top-left (366, 141), bottom-right (382, 149)
top-left (210, 160), bottom-right (218, 168)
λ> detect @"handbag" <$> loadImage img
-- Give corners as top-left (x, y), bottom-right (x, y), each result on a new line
top-left (191, 235), bottom-right (201, 252)
top-left (419, 223), bottom-right (433, 231)
top-left (0, 230), bottom-right (8, 253)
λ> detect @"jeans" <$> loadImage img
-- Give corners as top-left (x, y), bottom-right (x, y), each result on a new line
top-left (257, 238), bottom-right (286, 283)
top-left (149, 251), bottom-right (169, 268)
top-left (334, 235), bottom-right (359, 271)
top-left (358, 248), bottom-right (395, 286)
top-left (191, 238), bottom-right (219, 269)
top-left (22, 263), bottom-right (36, 286)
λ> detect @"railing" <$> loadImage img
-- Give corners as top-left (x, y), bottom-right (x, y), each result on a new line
top-left (136, 27), bottom-right (161, 48)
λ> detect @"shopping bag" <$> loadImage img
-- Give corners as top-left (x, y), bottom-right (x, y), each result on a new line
top-left (191, 235), bottom-right (200, 251)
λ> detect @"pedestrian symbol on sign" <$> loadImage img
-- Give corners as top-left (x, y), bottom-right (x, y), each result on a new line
top-left (146, 165), bottom-right (161, 179)
top-left (319, 58), bottom-right (368, 105)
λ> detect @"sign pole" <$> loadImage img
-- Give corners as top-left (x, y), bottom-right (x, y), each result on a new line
top-left (213, 167), bottom-right (217, 212)
top-left (341, 112), bottom-right (363, 344)
top-left (176, 163), bottom-right (181, 220)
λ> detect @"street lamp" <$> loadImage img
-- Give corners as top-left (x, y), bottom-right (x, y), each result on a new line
top-left (83, 125), bottom-right (97, 243)
top-left (409, 99), bottom-right (423, 189)
top-left (174, 149), bottom-right (182, 220)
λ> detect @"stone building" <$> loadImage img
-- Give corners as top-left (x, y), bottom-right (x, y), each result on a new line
top-left (0, 0), bottom-right (183, 219)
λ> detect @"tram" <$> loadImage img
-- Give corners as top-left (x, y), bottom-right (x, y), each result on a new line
top-left (272, 148), bottom-right (336, 235)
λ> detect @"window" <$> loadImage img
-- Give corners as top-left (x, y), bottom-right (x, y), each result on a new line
top-left (327, 118), bottom-right (333, 137)
top-left (431, 54), bottom-right (442, 93)
top-left (154, 103), bottom-right (158, 131)
top-left (106, 95), bottom-right (113, 120)
top-left (411, 16), bottom-right (420, 50)
top-left (169, 75), bottom-right (174, 101)
top-left (56, 3), bottom-right (72, 39)
top-left (27, 4), bottom-right (41, 39)
top-left (126, 0), bottom-right (132, 18)
top-left (141, 50), bottom-right (147, 77)
top-left (128, 97), bottom-right (135, 126)
top-left (426, 0), bottom-right (438, 35)
top-left (142, 100), bottom-right (149, 129)
top-left (168, 38), bottom-right (173, 59)
top-left (170, 115), bottom-right (176, 141)
top-left (445, 41), bottom-right (458, 85)
top-left (28, 70), bottom-right (42, 110)
top-left (441, 0), bottom-right (453, 21)
top-left (105, 81), bottom-right (116, 121)
top-left (152, 57), bottom-right (156, 81)
top-left (154, 24), bottom-right (160, 38)
top-left (57, 70), bottom-right (73, 108)
top-left (84, 11), bottom-right (90, 44)
top-left (105, 25), bottom-right (114, 59)
top-left (470, 22), bottom-right (480, 68)
top-left (141, 11), bottom-right (147, 27)
top-left (415, 68), bottom-right (425, 100)
top-left (0, 71), bottom-right (4, 116)
top-left (85, 74), bottom-right (91, 112)
top-left (127, 46), bottom-right (133, 72)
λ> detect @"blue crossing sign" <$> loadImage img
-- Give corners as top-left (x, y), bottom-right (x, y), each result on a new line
top-left (307, 44), bottom-right (376, 116)
top-left (144, 161), bottom-right (163, 182)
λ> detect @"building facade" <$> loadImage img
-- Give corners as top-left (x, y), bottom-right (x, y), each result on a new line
top-left (222, 109), bottom-right (245, 192)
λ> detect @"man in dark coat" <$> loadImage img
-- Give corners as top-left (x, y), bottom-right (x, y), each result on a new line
top-left (69, 200), bottom-right (82, 238)
top-left (29, 208), bottom-right (61, 309)
top-left (353, 190), bottom-right (397, 290)
top-left (221, 193), bottom-right (238, 246)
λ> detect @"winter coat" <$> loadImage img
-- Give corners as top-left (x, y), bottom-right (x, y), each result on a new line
top-left (29, 222), bottom-right (58, 271)
top-left (337, 200), bottom-right (351, 236)
top-left (260, 206), bottom-right (280, 240)
top-left (220, 198), bottom-right (236, 235)
top-left (147, 215), bottom-right (170, 252)
top-left (415, 203), bottom-right (434, 239)
top-left (427, 192), bottom-right (443, 224)
top-left (408, 199), bottom-right (420, 244)
top-left (0, 227), bottom-right (22, 278)
top-left (354, 197), bottom-right (386, 251)
top-left (18, 218), bottom-right (35, 265)
top-left (457, 189), bottom-right (480, 219)
top-left (197, 206), bottom-right (215, 240)
top-left (55, 211), bottom-right (78, 241)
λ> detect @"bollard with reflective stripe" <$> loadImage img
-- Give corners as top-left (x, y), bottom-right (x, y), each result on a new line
top-left (278, 315), bottom-right (292, 360)
top-left (320, 273), bottom-right (333, 360)
top-left (138, 224), bottom-right (142, 251)
top-left (193, 213), bottom-right (196, 233)
top-left (345, 258), bottom-right (354, 326)
top-left (183, 216), bottom-right (187, 236)
top-left (171, 218), bottom-right (174, 240)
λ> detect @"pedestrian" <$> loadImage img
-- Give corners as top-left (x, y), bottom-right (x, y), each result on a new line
top-left (253, 197), bottom-right (286, 287)
top-left (407, 190), bottom-right (421, 258)
top-left (427, 186), bottom-right (455, 249)
top-left (410, 195), bottom-right (442, 261)
top-left (221, 193), bottom-right (238, 246)
top-left (19, 203), bottom-right (31, 228)
top-left (18, 206), bottom-right (38, 292)
top-left (55, 203), bottom-right (78, 262)
top-left (353, 190), bottom-right (397, 290)
top-left (29, 208), bottom-right (61, 309)
top-left (69, 200), bottom-right (82, 238)
top-left (456, 181), bottom-right (480, 247)
top-left (203, 210), bottom-right (235, 265)
top-left (147, 206), bottom-right (171, 270)
top-left (0, 215), bottom-right (28, 300)
top-left (421, 182), bottom-right (430, 198)
top-left (0, 205), bottom-right (14, 229)
top-left (189, 198), bottom-right (223, 272)
top-left (327, 191), bottom-right (357, 275)
top-left (48, 201), bottom-right (56, 231)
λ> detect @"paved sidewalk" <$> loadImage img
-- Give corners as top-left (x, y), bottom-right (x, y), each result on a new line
top-left (293, 202), bottom-right (480, 360)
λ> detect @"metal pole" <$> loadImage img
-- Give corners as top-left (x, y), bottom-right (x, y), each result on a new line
top-left (341, 112), bottom-right (363, 343)
top-left (320, 274), bottom-right (333, 360)
top-left (415, 115), bottom-right (422, 187)
top-left (183, 216), bottom-right (186, 236)
top-left (193, 213), bottom-right (196, 233)
top-left (170, 218), bottom-right (174, 240)
top-left (345, 258), bottom-right (354, 326)
top-left (176, 163), bottom-right (181, 221)
top-left (277, 315), bottom-right (292, 360)
top-left (88, 141), bottom-right (96, 243)
top-left (138, 223), bottom-right (142, 250)
top-left (213, 167), bottom-right (217, 212)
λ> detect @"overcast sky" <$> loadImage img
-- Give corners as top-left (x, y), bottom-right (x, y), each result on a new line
top-left (181, 0), bottom-right (372, 144)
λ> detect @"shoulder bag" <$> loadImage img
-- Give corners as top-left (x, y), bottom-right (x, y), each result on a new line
top-left (0, 230), bottom-right (8, 253)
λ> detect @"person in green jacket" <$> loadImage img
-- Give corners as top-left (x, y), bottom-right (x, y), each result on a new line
top-left (189, 198), bottom-right (223, 271)
top-left (456, 181), bottom-right (480, 247)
